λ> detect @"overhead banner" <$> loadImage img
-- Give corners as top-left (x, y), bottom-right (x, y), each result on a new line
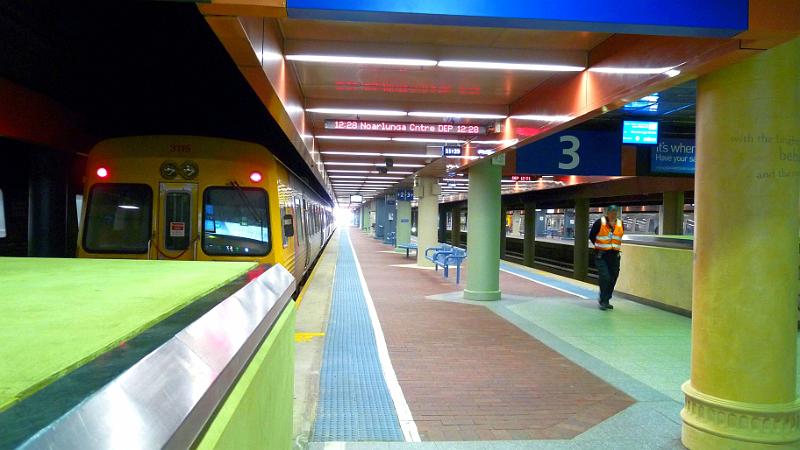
top-left (515, 130), bottom-right (620, 176)
top-left (650, 138), bottom-right (696, 174)
top-left (287, 0), bottom-right (748, 38)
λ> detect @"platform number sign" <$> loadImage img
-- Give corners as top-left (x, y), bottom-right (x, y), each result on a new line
top-left (515, 130), bottom-right (620, 176)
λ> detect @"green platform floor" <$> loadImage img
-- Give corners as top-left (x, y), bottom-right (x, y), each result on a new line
top-left (308, 251), bottom-right (800, 450)
top-left (0, 257), bottom-right (255, 412)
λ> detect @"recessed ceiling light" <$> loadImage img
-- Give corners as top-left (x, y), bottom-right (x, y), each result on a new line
top-left (306, 108), bottom-right (408, 116)
top-left (511, 114), bottom-right (572, 122)
top-left (286, 55), bottom-right (437, 66)
top-left (407, 111), bottom-right (507, 120)
top-left (588, 66), bottom-right (677, 75)
top-left (438, 60), bottom-right (584, 72)
top-left (316, 136), bottom-right (391, 141)
top-left (393, 137), bottom-right (465, 143)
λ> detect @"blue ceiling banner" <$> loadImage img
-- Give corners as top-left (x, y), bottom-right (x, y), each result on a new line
top-left (515, 130), bottom-right (621, 176)
top-left (650, 138), bottom-right (696, 174)
top-left (287, 0), bottom-right (748, 38)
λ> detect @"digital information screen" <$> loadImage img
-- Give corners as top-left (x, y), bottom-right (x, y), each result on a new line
top-left (324, 119), bottom-right (487, 135)
top-left (622, 121), bottom-right (659, 144)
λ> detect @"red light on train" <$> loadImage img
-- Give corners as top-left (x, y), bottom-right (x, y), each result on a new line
top-left (97, 167), bottom-right (109, 178)
top-left (249, 171), bottom-right (262, 183)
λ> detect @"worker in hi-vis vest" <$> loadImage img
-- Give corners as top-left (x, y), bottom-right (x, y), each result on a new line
top-left (589, 205), bottom-right (624, 310)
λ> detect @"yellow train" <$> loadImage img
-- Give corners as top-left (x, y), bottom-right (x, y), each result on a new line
top-left (77, 136), bottom-right (334, 282)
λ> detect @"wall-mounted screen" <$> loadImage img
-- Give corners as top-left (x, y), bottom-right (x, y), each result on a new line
top-left (622, 120), bottom-right (659, 144)
top-left (350, 194), bottom-right (363, 203)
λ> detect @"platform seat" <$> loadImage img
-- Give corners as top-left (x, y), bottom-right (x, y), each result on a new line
top-left (425, 244), bottom-right (467, 284)
top-left (397, 242), bottom-right (417, 258)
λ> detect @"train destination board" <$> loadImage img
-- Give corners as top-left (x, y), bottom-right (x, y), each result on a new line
top-left (324, 119), bottom-right (487, 135)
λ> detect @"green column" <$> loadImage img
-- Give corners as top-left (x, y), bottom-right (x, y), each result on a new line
top-left (361, 205), bottom-right (367, 231)
top-left (681, 37), bottom-right (800, 450)
top-left (415, 177), bottom-right (440, 267)
top-left (395, 199), bottom-right (412, 249)
top-left (573, 198), bottom-right (589, 281)
top-left (464, 157), bottom-right (503, 301)
top-left (523, 202), bottom-right (536, 267)
top-left (499, 205), bottom-right (508, 260)
top-left (451, 206), bottom-right (462, 247)
top-left (660, 191), bottom-right (684, 235)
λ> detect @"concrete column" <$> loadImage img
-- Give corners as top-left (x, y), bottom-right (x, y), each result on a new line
top-left (464, 157), bottom-right (503, 301)
top-left (499, 205), bottom-right (508, 260)
top-left (451, 206), bottom-right (462, 247)
top-left (660, 191), bottom-right (684, 235)
top-left (523, 202), bottom-right (536, 267)
top-left (681, 38), bottom-right (800, 450)
top-left (395, 199), bottom-right (411, 249)
top-left (414, 177), bottom-right (440, 267)
top-left (573, 198), bottom-right (589, 280)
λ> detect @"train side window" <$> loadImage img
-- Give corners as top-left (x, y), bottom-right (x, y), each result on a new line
top-left (0, 189), bottom-right (6, 238)
top-left (83, 184), bottom-right (152, 253)
top-left (164, 192), bottom-right (191, 251)
top-left (202, 187), bottom-right (270, 256)
top-left (280, 206), bottom-right (290, 248)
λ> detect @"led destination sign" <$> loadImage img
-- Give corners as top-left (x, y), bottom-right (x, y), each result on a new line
top-left (325, 119), bottom-right (487, 135)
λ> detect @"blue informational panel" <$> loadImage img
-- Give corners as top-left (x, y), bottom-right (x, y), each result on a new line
top-left (651, 138), bottom-right (696, 174)
top-left (396, 189), bottom-right (414, 201)
top-left (623, 121), bottom-right (659, 144)
top-left (515, 130), bottom-right (621, 176)
top-left (287, 0), bottom-right (748, 38)
top-left (517, 131), bottom-right (622, 176)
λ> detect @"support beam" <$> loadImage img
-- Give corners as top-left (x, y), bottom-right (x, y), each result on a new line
top-left (681, 37), bottom-right (800, 450)
top-left (523, 202), bottom-right (536, 267)
top-left (573, 198), bottom-right (589, 281)
top-left (414, 177), bottom-right (440, 267)
top-left (464, 158), bottom-right (503, 301)
top-left (660, 191), bottom-right (685, 235)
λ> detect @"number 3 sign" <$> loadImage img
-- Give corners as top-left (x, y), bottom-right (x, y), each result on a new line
top-left (515, 130), bottom-right (621, 176)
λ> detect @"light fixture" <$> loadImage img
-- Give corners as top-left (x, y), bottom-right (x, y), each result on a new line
top-left (96, 167), bottom-right (109, 178)
top-left (117, 204), bottom-right (139, 210)
top-left (511, 114), bottom-right (572, 122)
top-left (306, 108), bottom-right (407, 116)
top-left (588, 66), bottom-right (678, 75)
top-left (316, 135), bottom-right (391, 141)
top-left (438, 60), bottom-right (585, 72)
top-left (665, 69), bottom-right (681, 77)
top-left (286, 55), bottom-right (437, 66)
top-left (407, 111), bottom-right (507, 119)
top-left (249, 171), bottom-right (263, 182)
top-left (392, 137), bottom-right (466, 143)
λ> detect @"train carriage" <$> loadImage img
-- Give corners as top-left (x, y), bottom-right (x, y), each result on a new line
top-left (77, 135), bottom-right (334, 283)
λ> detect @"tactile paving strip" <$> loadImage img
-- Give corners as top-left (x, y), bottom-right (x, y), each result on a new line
top-left (310, 232), bottom-right (404, 442)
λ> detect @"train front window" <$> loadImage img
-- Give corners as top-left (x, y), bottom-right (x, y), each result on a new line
top-left (202, 187), bottom-right (270, 256)
top-left (83, 184), bottom-right (152, 253)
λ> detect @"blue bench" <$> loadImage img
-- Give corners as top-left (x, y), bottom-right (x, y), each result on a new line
top-left (384, 231), bottom-right (396, 246)
top-left (397, 242), bottom-right (417, 258)
top-left (425, 244), bottom-right (468, 284)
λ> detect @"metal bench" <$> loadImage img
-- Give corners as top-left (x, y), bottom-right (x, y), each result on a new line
top-left (425, 244), bottom-right (467, 284)
top-left (397, 242), bottom-right (417, 258)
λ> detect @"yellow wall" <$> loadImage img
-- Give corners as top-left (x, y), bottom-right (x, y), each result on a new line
top-left (616, 244), bottom-right (693, 312)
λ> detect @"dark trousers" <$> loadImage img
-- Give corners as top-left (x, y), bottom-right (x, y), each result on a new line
top-left (596, 251), bottom-right (620, 304)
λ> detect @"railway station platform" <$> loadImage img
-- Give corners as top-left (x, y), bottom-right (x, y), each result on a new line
top-left (294, 227), bottom-right (800, 449)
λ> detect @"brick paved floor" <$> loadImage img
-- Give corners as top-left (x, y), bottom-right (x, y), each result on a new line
top-left (349, 230), bottom-right (634, 441)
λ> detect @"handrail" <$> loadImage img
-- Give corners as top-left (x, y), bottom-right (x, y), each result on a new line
top-left (21, 264), bottom-right (297, 450)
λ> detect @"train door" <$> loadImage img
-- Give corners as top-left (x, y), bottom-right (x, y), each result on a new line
top-left (156, 182), bottom-right (197, 260)
top-left (293, 196), bottom-right (308, 270)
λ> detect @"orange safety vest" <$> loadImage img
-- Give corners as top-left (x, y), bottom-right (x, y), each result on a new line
top-left (595, 217), bottom-right (624, 252)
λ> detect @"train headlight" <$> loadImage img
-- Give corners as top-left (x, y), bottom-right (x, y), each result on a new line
top-left (249, 171), bottom-right (263, 183)
top-left (180, 160), bottom-right (199, 179)
top-left (96, 167), bottom-right (109, 178)
top-left (160, 161), bottom-right (178, 180)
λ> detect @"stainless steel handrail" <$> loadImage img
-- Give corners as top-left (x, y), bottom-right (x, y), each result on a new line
top-left (21, 264), bottom-right (296, 450)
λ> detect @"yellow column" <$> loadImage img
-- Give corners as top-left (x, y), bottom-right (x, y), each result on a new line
top-left (415, 177), bottom-right (440, 267)
top-left (681, 38), bottom-right (800, 449)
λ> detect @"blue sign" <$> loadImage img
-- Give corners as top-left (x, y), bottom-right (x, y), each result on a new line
top-left (443, 145), bottom-right (462, 157)
top-left (623, 121), bottom-right (659, 144)
top-left (651, 138), bottom-right (696, 174)
top-left (515, 130), bottom-right (620, 176)
top-left (396, 189), bottom-right (414, 201)
top-left (287, 1), bottom-right (747, 38)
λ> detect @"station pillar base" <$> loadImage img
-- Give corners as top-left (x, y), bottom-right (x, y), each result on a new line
top-left (463, 289), bottom-right (502, 301)
top-left (681, 382), bottom-right (800, 450)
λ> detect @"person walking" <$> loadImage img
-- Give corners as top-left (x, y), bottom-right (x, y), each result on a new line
top-left (589, 205), bottom-right (624, 310)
